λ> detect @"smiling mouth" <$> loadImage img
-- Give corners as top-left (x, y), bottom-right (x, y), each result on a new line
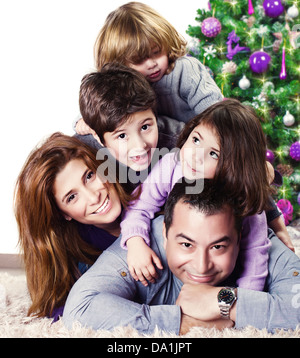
top-left (186, 272), bottom-right (217, 284)
top-left (92, 195), bottom-right (110, 214)
top-left (130, 152), bottom-right (150, 164)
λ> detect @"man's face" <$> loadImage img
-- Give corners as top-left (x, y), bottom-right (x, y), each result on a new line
top-left (163, 200), bottom-right (240, 286)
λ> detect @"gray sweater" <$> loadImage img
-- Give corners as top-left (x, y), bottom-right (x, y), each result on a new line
top-left (152, 55), bottom-right (223, 123)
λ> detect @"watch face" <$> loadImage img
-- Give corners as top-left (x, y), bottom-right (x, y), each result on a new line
top-left (218, 288), bottom-right (235, 304)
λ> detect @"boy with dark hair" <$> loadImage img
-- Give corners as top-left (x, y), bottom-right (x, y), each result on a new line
top-left (76, 63), bottom-right (184, 172)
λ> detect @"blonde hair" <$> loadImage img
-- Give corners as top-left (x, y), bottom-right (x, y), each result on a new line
top-left (94, 2), bottom-right (187, 73)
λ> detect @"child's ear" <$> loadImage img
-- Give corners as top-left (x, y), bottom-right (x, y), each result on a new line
top-left (63, 214), bottom-right (72, 221)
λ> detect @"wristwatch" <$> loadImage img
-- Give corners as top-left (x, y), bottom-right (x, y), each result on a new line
top-left (217, 287), bottom-right (237, 319)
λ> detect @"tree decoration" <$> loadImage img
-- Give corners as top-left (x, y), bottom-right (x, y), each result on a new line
top-left (203, 44), bottom-right (217, 59)
top-left (239, 75), bottom-right (251, 89)
top-left (287, 4), bottom-right (299, 18)
top-left (277, 199), bottom-right (294, 225)
top-left (263, 0), bottom-right (285, 18)
top-left (226, 31), bottom-right (250, 60)
top-left (266, 149), bottom-right (275, 163)
top-left (290, 141), bottom-right (300, 161)
top-left (283, 111), bottom-right (295, 126)
top-left (279, 43), bottom-right (287, 79)
top-left (248, 0), bottom-right (255, 14)
top-left (222, 61), bottom-right (237, 74)
top-left (249, 50), bottom-right (271, 73)
top-left (201, 17), bottom-right (222, 37)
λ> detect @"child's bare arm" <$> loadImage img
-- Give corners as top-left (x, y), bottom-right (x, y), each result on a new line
top-left (269, 216), bottom-right (295, 252)
top-left (126, 236), bottom-right (163, 287)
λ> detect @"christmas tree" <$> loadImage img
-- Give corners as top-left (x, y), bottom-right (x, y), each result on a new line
top-left (187, 0), bottom-right (300, 222)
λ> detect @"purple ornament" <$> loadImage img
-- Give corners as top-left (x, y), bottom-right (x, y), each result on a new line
top-left (298, 192), bottom-right (300, 206)
top-left (226, 31), bottom-right (250, 60)
top-left (266, 149), bottom-right (275, 163)
top-left (279, 46), bottom-right (287, 80)
top-left (263, 0), bottom-right (284, 18)
top-left (290, 141), bottom-right (300, 161)
top-left (201, 17), bottom-right (222, 38)
top-left (249, 51), bottom-right (271, 73)
top-left (277, 199), bottom-right (293, 225)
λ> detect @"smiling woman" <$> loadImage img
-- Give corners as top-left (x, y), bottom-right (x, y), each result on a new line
top-left (13, 132), bottom-right (134, 320)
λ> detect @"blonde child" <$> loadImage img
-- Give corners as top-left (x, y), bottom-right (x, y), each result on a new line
top-left (120, 99), bottom-right (294, 289)
top-left (76, 1), bottom-right (223, 136)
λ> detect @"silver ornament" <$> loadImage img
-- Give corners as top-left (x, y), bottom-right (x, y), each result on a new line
top-left (239, 75), bottom-right (251, 90)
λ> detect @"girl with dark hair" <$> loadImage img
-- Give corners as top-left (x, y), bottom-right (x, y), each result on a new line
top-left (120, 99), bottom-right (293, 289)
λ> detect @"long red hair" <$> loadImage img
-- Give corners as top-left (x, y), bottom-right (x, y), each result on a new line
top-left (14, 133), bottom-right (131, 318)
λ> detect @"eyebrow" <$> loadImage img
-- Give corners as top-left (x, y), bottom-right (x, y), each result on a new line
top-left (175, 233), bottom-right (231, 245)
top-left (61, 169), bottom-right (89, 203)
top-left (193, 130), bottom-right (220, 153)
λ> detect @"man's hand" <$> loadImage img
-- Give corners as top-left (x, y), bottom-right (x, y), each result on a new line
top-left (176, 283), bottom-right (221, 321)
top-left (177, 284), bottom-right (236, 334)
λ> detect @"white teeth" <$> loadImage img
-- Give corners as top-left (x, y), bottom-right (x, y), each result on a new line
top-left (94, 196), bottom-right (109, 214)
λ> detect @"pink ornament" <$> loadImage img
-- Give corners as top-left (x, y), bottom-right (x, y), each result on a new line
top-left (277, 199), bottom-right (293, 225)
top-left (266, 149), bottom-right (275, 163)
top-left (290, 141), bottom-right (300, 161)
top-left (279, 46), bottom-right (287, 79)
top-left (248, 0), bottom-right (255, 15)
top-left (201, 17), bottom-right (222, 38)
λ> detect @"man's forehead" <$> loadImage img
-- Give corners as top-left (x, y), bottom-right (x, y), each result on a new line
top-left (171, 200), bottom-right (238, 241)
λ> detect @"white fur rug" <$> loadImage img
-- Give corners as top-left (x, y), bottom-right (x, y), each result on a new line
top-left (1, 223), bottom-right (300, 338)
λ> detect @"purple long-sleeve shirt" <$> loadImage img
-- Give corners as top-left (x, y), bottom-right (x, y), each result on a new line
top-left (121, 152), bottom-right (270, 291)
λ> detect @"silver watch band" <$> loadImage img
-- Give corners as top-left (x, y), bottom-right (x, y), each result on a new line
top-left (219, 302), bottom-right (231, 318)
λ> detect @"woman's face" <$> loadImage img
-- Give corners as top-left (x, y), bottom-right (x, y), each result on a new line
top-left (53, 159), bottom-right (122, 228)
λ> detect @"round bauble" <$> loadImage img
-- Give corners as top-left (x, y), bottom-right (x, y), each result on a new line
top-left (249, 51), bottom-right (271, 73)
top-left (283, 111), bottom-right (295, 126)
top-left (263, 0), bottom-right (285, 18)
top-left (201, 17), bottom-right (222, 38)
top-left (287, 4), bottom-right (299, 18)
top-left (290, 141), bottom-right (300, 161)
top-left (266, 149), bottom-right (275, 163)
top-left (239, 75), bottom-right (251, 90)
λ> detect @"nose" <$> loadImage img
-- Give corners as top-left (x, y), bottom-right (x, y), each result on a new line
top-left (130, 134), bottom-right (147, 151)
top-left (193, 249), bottom-right (213, 275)
top-left (193, 147), bottom-right (204, 163)
top-left (85, 177), bottom-right (105, 206)
top-left (86, 187), bottom-right (100, 206)
top-left (145, 57), bottom-right (157, 70)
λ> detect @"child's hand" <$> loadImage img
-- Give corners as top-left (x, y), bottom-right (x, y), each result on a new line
top-left (277, 231), bottom-right (295, 252)
top-left (266, 161), bottom-right (275, 184)
top-left (75, 118), bottom-right (101, 144)
top-left (126, 236), bottom-right (163, 286)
